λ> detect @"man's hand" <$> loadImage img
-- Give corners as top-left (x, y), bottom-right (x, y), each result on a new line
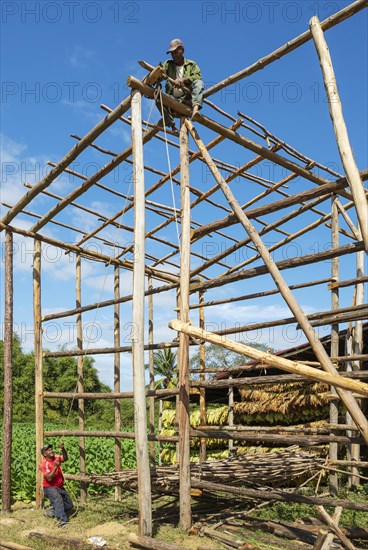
top-left (54, 459), bottom-right (61, 468)
top-left (174, 78), bottom-right (188, 88)
top-left (59, 441), bottom-right (68, 462)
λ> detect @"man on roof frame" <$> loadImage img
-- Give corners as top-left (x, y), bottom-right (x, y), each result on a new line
top-left (156, 38), bottom-right (204, 135)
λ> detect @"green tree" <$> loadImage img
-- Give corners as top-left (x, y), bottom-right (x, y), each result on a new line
top-left (43, 351), bottom-right (112, 423)
top-left (0, 336), bottom-right (113, 425)
top-left (190, 342), bottom-right (273, 376)
top-left (147, 348), bottom-right (177, 389)
top-left (0, 334), bottom-right (35, 420)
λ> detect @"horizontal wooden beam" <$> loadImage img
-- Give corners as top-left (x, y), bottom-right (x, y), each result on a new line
top-left (1, 95), bottom-right (132, 226)
top-left (44, 388), bottom-right (180, 399)
top-left (190, 429), bottom-right (362, 446)
top-left (30, 126), bottom-right (159, 232)
top-left (169, 320), bottom-right (368, 398)
top-left (203, 0), bottom-right (368, 97)
top-left (211, 303), bottom-right (367, 336)
top-left (0, 223), bottom-right (178, 284)
top-left (190, 174), bottom-right (358, 241)
top-left (45, 430), bottom-right (178, 442)
top-left (190, 241), bottom-right (365, 293)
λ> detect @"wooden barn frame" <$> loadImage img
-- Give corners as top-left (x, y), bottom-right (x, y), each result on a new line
top-left (2, 0), bottom-right (367, 540)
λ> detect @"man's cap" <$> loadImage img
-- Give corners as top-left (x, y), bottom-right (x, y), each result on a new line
top-left (41, 444), bottom-right (53, 455)
top-left (167, 38), bottom-right (184, 53)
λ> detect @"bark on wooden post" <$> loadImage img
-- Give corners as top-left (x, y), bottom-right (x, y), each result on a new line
top-left (178, 118), bottom-right (192, 529)
top-left (199, 288), bottom-right (207, 463)
top-left (148, 276), bottom-right (156, 466)
top-left (131, 88), bottom-right (152, 536)
top-left (350, 248), bottom-right (364, 485)
top-left (310, 16), bottom-right (368, 252)
top-left (347, 246), bottom-right (364, 487)
top-left (33, 239), bottom-right (43, 508)
top-left (329, 196), bottom-right (339, 495)
top-left (114, 264), bottom-right (122, 500)
top-left (2, 231), bottom-right (13, 513)
top-left (317, 506), bottom-right (356, 550)
top-left (228, 376), bottom-right (234, 456)
top-left (76, 254), bottom-right (87, 502)
top-left (184, 120), bottom-right (368, 445)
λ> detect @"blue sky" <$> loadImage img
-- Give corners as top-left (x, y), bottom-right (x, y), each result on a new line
top-left (1, 1), bottom-right (367, 389)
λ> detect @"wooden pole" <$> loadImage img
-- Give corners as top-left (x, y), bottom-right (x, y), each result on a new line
top-left (184, 120), bottom-right (368, 444)
top-left (190, 176), bottom-right (351, 243)
top-left (169, 321), bottom-right (368, 397)
top-left (310, 16), bottom-right (368, 251)
top-left (350, 248), bottom-right (364, 485)
top-left (178, 119), bottom-right (191, 529)
top-left (199, 288), bottom-right (207, 463)
top-left (30, 126), bottom-right (159, 233)
top-left (329, 196), bottom-right (339, 495)
top-left (129, 76), bottom-right (337, 194)
top-left (228, 376), bottom-right (234, 457)
top-left (2, 231), bottom-right (13, 513)
top-left (346, 245), bottom-right (364, 487)
top-left (148, 276), bottom-right (156, 466)
top-left (33, 239), bottom-right (43, 508)
top-left (76, 254), bottom-right (87, 503)
top-left (317, 506), bottom-right (356, 550)
top-left (315, 506), bottom-right (342, 550)
top-left (0, 222), bottom-right (178, 284)
top-left (114, 265), bottom-right (122, 501)
top-left (131, 89), bottom-right (152, 536)
top-left (203, 0), bottom-right (367, 98)
top-left (0, 96), bottom-right (132, 226)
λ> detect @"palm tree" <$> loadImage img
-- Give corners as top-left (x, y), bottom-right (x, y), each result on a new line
top-left (146, 348), bottom-right (177, 465)
top-left (148, 348), bottom-right (177, 389)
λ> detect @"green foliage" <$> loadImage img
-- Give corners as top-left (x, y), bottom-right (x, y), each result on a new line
top-left (0, 335), bottom-right (36, 421)
top-left (255, 497), bottom-right (368, 529)
top-left (0, 335), bottom-right (114, 425)
top-left (190, 342), bottom-right (273, 376)
top-left (0, 423), bottom-right (137, 501)
top-left (146, 348), bottom-right (177, 389)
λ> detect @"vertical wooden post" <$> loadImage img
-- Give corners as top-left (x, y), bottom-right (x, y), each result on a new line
top-left (351, 250), bottom-right (364, 484)
top-left (347, 248), bottom-right (364, 487)
top-left (228, 377), bottom-right (234, 457)
top-left (33, 239), bottom-right (43, 508)
top-left (131, 88), bottom-right (152, 537)
top-left (175, 289), bottom-right (181, 464)
top-left (329, 196), bottom-right (339, 495)
top-left (2, 231), bottom-right (13, 513)
top-left (148, 276), bottom-right (156, 466)
top-left (199, 288), bottom-right (207, 463)
top-left (178, 118), bottom-right (192, 529)
top-left (76, 254), bottom-right (87, 503)
top-left (310, 16), bottom-right (368, 251)
top-left (114, 265), bottom-right (122, 500)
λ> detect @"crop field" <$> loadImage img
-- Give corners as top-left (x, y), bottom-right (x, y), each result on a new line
top-left (0, 423), bottom-right (137, 501)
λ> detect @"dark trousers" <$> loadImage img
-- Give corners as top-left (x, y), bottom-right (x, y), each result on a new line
top-left (44, 486), bottom-right (73, 523)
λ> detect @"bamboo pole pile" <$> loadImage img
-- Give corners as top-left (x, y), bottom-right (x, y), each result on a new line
top-left (88, 446), bottom-right (324, 493)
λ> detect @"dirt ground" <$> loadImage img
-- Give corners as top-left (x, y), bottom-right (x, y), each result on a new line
top-left (0, 497), bottom-right (329, 550)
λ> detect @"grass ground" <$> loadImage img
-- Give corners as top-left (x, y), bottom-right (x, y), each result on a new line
top-left (1, 487), bottom-right (368, 549)
top-left (0, 494), bottom-right (312, 550)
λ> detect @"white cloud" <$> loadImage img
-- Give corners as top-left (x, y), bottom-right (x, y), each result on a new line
top-left (68, 46), bottom-right (97, 69)
top-left (0, 134), bottom-right (48, 214)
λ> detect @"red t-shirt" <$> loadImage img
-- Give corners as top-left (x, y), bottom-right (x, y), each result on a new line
top-left (39, 455), bottom-right (64, 488)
